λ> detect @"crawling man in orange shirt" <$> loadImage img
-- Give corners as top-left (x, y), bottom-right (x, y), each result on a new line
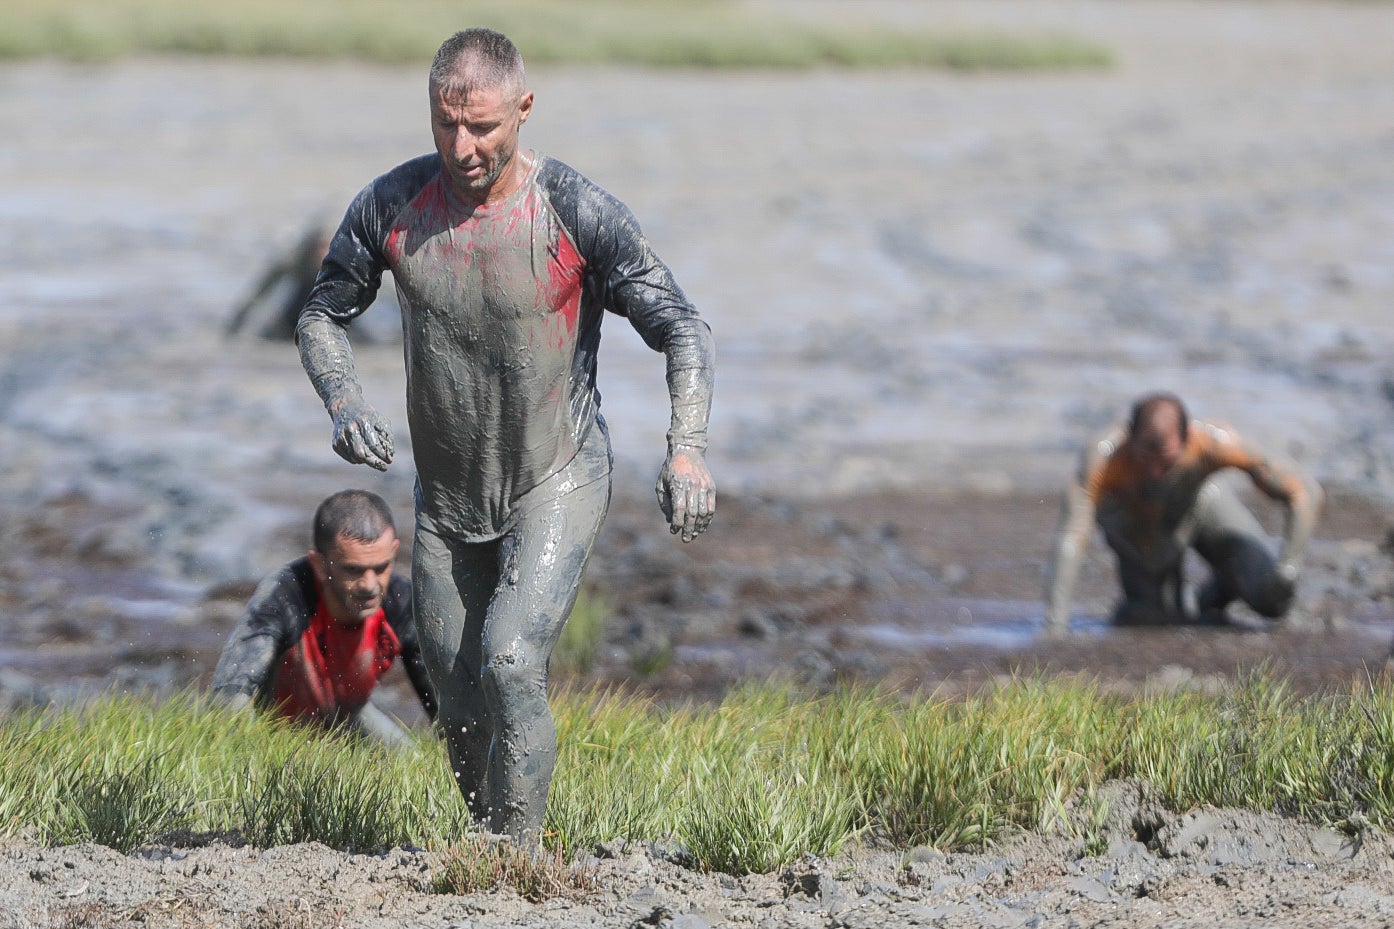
top-left (1045, 392), bottom-right (1322, 634)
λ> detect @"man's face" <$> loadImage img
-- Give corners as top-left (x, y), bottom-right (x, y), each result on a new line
top-left (1131, 412), bottom-right (1186, 483)
top-left (308, 530), bottom-right (399, 625)
top-left (430, 79), bottom-right (533, 202)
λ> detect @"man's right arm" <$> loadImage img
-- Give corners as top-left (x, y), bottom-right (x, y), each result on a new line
top-left (210, 566), bottom-right (305, 705)
top-left (297, 314), bottom-right (395, 471)
top-left (1044, 440), bottom-right (1108, 634)
top-left (295, 175), bottom-right (405, 471)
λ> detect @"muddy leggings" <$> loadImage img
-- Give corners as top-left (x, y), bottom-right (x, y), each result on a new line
top-left (412, 468), bottom-right (610, 840)
top-left (1109, 477), bottom-right (1293, 623)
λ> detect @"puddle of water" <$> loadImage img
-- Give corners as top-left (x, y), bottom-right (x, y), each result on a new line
top-left (0, 643), bottom-right (206, 674)
top-left (845, 598), bottom-right (1394, 654)
top-left (99, 596), bottom-right (193, 624)
top-left (849, 616), bottom-right (1111, 650)
top-left (3, 59), bottom-right (1390, 506)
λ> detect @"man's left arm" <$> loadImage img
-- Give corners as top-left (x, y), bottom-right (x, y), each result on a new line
top-left (558, 168), bottom-right (716, 542)
top-left (651, 316), bottom-right (716, 543)
top-left (1223, 433), bottom-right (1324, 578)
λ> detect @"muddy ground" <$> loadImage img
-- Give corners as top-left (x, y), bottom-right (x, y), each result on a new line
top-left (5, 0), bottom-right (1394, 924)
top-left (6, 781), bottom-right (1394, 928)
top-left (4, 477), bottom-right (1394, 727)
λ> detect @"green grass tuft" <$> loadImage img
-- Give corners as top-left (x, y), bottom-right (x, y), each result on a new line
top-left (552, 589), bottom-right (607, 677)
top-left (8, 673), bottom-right (1394, 875)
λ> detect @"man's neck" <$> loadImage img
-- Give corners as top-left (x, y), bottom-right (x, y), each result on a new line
top-left (453, 150), bottom-right (534, 207)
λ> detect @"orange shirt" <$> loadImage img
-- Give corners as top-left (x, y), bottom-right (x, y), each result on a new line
top-left (1081, 421), bottom-right (1306, 538)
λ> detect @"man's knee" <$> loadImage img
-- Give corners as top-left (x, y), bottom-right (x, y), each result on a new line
top-left (1114, 561), bottom-right (1184, 614)
top-left (1246, 570), bottom-right (1296, 619)
top-left (481, 647), bottom-right (546, 709)
top-left (430, 685), bottom-right (489, 744)
top-left (1205, 535), bottom-right (1290, 619)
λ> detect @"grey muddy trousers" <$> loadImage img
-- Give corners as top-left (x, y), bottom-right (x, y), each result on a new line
top-left (412, 425), bottom-right (611, 839)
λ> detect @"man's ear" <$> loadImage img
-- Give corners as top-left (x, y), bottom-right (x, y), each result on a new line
top-left (517, 90), bottom-right (534, 126)
top-left (308, 548), bottom-right (329, 583)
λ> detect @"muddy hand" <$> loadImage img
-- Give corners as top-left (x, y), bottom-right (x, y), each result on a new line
top-left (1266, 561), bottom-right (1299, 614)
top-left (330, 399), bottom-right (394, 471)
top-left (655, 445), bottom-right (715, 542)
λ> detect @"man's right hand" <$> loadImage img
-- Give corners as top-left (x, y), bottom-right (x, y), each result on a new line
top-left (330, 399), bottom-right (394, 471)
top-left (1043, 608), bottom-right (1070, 638)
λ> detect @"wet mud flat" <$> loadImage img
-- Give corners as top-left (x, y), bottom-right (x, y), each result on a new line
top-left (3, 476), bottom-right (1392, 724)
top-left (2, 0), bottom-right (1394, 717)
top-left (588, 482), bottom-right (1394, 706)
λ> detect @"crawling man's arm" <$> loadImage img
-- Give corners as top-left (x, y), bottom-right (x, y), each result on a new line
top-left (210, 565), bottom-right (306, 710)
top-left (1217, 428), bottom-right (1323, 579)
top-left (1044, 435), bottom-right (1113, 634)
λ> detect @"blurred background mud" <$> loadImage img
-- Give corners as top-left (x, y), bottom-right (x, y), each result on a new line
top-left (2, 0), bottom-right (1394, 720)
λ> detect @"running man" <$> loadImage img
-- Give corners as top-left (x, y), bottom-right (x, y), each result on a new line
top-left (212, 490), bottom-right (436, 747)
top-left (1044, 392), bottom-right (1322, 633)
top-left (294, 28), bottom-right (716, 839)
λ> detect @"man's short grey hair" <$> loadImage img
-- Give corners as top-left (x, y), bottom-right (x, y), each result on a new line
top-left (430, 28), bottom-right (526, 100)
top-left (313, 489), bottom-right (396, 553)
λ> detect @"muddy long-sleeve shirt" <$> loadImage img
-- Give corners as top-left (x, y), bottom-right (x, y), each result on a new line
top-left (1044, 419), bottom-right (1322, 629)
top-left (297, 153), bottom-right (715, 541)
top-left (211, 558), bottom-right (437, 720)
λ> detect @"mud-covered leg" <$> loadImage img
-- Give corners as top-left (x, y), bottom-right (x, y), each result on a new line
top-left (1106, 534), bottom-right (1183, 624)
top-left (1191, 479), bottom-right (1291, 620)
top-left (480, 476), bottom-right (610, 841)
top-left (413, 512), bottom-right (497, 824)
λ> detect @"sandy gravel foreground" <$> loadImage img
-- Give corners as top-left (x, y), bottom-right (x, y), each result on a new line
top-left (3, 781), bottom-right (1393, 928)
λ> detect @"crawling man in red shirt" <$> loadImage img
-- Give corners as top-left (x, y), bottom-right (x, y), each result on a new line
top-left (212, 490), bottom-right (436, 747)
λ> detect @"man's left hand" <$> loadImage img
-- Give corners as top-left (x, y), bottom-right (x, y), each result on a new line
top-left (1269, 560), bottom-right (1299, 609)
top-left (656, 446), bottom-right (716, 543)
